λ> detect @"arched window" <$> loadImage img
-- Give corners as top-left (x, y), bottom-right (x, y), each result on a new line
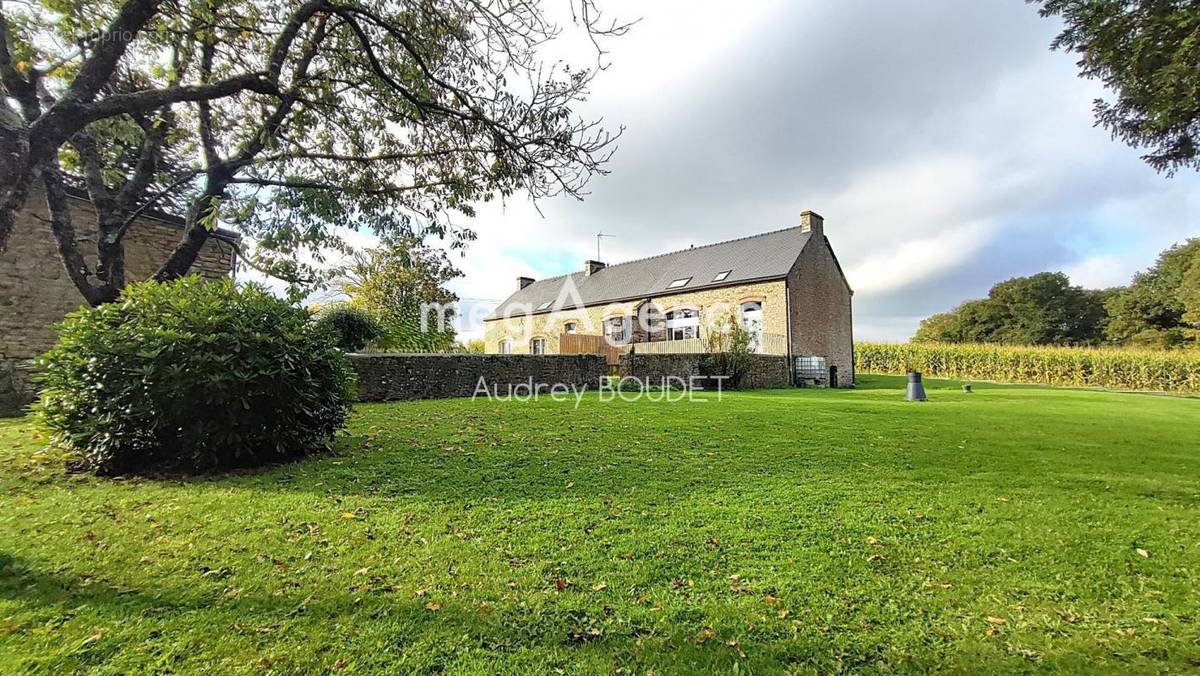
top-left (499, 339), bottom-right (512, 354)
top-left (530, 337), bottom-right (547, 354)
top-left (666, 308), bottom-right (699, 340)
top-left (741, 301), bottom-right (764, 352)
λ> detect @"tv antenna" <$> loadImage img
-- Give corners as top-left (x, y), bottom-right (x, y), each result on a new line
top-left (596, 232), bottom-right (614, 260)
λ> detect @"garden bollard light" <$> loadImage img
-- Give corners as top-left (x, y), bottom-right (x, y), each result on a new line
top-left (906, 371), bottom-right (927, 401)
top-left (962, 384), bottom-right (972, 393)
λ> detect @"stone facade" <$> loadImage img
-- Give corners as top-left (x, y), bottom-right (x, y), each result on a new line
top-left (785, 218), bottom-right (855, 387)
top-left (0, 192), bottom-right (237, 416)
top-left (483, 279), bottom-right (788, 354)
top-left (350, 353), bottom-right (607, 402)
top-left (618, 352), bottom-right (791, 389)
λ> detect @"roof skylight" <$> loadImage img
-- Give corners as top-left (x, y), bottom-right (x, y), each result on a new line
top-left (712, 270), bottom-right (732, 282)
top-left (667, 277), bottom-right (691, 289)
top-left (536, 301), bottom-right (552, 311)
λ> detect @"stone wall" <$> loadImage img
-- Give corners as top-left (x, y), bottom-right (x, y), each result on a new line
top-left (0, 191), bottom-right (237, 416)
top-left (785, 229), bottom-right (855, 387)
top-left (350, 353), bottom-right (608, 402)
top-left (618, 352), bottom-right (791, 390)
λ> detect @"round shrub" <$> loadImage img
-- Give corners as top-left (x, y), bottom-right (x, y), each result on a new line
top-left (313, 305), bottom-right (382, 352)
top-left (37, 277), bottom-right (355, 474)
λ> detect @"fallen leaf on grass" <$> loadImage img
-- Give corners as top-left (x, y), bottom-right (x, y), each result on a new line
top-left (695, 628), bottom-right (716, 644)
top-left (1135, 548), bottom-right (1150, 559)
top-left (777, 609), bottom-right (790, 619)
top-left (591, 582), bottom-right (607, 592)
top-left (425, 602), bottom-right (441, 612)
top-left (555, 578), bottom-right (569, 591)
top-left (986, 617), bottom-right (1007, 625)
top-left (340, 512), bottom-right (356, 520)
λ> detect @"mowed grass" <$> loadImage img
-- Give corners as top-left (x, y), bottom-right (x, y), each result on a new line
top-left (1, 376), bottom-right (1199, 674)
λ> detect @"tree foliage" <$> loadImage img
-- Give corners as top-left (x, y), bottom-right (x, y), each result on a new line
top-left (1104, 238), bottom-right (1200, 347)
top-left (0, 0), bottom-right (628, 303)
top-left (337, 237), bottom-right (460, 352)
top-left (313, 304), bottom-right (382, 351)
top-left (912, 272), bottom-right (1111, 346)
top-left (1033, 0), bottom-right (1200, 174)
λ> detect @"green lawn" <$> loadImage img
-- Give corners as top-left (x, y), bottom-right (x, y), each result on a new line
top-left (1, 375), bottom-right (1198, 674)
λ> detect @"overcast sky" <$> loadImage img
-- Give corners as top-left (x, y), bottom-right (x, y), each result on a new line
top-left (440, 0), bottom-right (1200, 342)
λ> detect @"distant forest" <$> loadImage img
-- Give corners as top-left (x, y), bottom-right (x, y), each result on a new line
top-left (913, 239), bottom-right (1200, 349)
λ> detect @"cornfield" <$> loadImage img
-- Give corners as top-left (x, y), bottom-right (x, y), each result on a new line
top-left (855, 342), bottom-right (1200, 392)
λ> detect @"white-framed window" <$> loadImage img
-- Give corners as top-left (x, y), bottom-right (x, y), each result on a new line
top-left (499, 339), bottom-right (512, 354)
top-left (530, 337), bottom-right (547, 354)
top-left (563, 322), bottom-right (578, 334)
top-left (666, 308), bottom-right (699, 340)
top-left (712, 270), bottom-right (732, 282)
top-left (605, 316), bottom-right (628, 344)
top-left (666, 277), bottom-right (691, 289)
top-left (741, 301), bottom-right (764, 352)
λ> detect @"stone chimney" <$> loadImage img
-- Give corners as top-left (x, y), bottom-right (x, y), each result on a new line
top-left (584, 260), bottom-right (607, 276)
top-left (799, 210), bottom-right (824, 237)
top-left (517, 276), bottom-right (535, 290)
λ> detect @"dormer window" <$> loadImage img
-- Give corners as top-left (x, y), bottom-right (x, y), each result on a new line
top-left (666, 277), bottom-right (691, 289)
top-left (712, 270), bottom-right (731, 282)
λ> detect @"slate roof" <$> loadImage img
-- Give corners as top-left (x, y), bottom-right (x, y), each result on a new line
top-left (487, 226), bottom-right (813, 319)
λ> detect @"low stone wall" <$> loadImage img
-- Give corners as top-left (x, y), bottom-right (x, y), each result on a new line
top-left (618, 353), bottom-right (791, 390)
top-left (0, 357), bottom-right (37, 418)
top-left (350, 353), bottom-right (608, 402)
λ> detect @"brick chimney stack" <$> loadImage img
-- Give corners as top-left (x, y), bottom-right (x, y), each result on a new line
top-left (799, 210), bottom-right (824, 237)
top-left (584, 260), bottom-right (607, 276)
top-left (517, 276), bottom-right (535, 290)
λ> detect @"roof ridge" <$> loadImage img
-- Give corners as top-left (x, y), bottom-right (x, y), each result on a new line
top-left (598, 224), bottom-right (801, 271)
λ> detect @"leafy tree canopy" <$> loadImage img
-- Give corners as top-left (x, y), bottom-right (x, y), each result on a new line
top-left (1105, 238), bottom-right (1200, 346)
top-left (0, 0), bottom-right (627, 303)
top-left (336, 237), bottom-right (461, 352)
top-left (1033, 0), bottom-right (1200, 174)
top-left (912, 272), bottom-right (1112, 346)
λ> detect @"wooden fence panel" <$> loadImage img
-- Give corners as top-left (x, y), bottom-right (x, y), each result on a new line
top-left (559, 333), bottom-right (625, 366)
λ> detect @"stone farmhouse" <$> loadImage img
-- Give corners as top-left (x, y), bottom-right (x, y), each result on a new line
top-left (0, 190), bottom-right (238, 414)
top-left (483, 211), bottom-right (855, 387)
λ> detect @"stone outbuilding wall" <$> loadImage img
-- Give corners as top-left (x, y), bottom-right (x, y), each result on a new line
top-left (350, 353), bottom-right (607, 402)
top-left (785, 213), bottom-right (855, 387)
top-left (618, 352), bottom-right (791, 390)
top-left (0, 191), bottom-right (237, 416)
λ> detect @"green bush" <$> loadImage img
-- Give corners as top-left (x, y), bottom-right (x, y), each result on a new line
top-left (313, 305), bottom-right (382, 352)
top-left (855, 341), bottom-right (1200, 392)
top-left (37, 277), bottom-right (355, 474)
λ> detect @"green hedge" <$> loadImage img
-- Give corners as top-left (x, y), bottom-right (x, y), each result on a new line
top-left (855, 342), bottom-right (1200, 392)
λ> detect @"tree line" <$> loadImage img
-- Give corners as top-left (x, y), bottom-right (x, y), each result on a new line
top-left (913, 238), bottom-right (1200, 349)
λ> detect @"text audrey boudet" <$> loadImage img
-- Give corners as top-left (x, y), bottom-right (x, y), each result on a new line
top-left (472, 376), bottom-right (728, 407)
